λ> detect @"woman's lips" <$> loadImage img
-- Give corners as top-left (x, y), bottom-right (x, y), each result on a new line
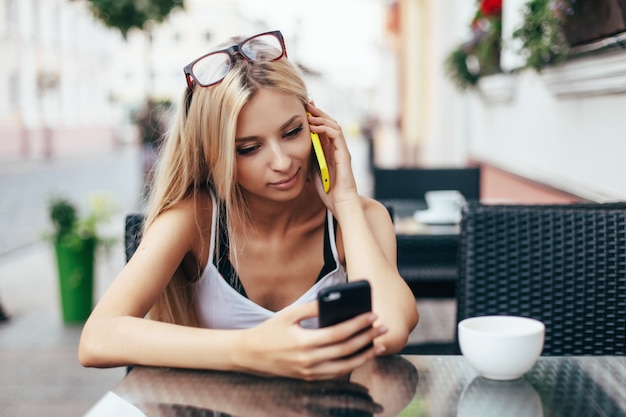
top-left (270, 169), bottom-right (300, 190)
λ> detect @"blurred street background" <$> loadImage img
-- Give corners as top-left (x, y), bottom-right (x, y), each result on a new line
top-left (0, 146), bottom-right (140, 416)
top-left (2, 0), bottom-right (626, 415)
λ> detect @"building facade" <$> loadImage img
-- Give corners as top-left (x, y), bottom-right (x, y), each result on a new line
top-left (392, 0), bottom-right (626, 201)
top-left (0, 0), bottom-right (123, 161)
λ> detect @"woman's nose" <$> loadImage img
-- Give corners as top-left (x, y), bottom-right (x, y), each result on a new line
top-left (269, 143), bottom-right (291, 170)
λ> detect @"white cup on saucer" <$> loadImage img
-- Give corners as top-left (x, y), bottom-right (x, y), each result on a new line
top-left (415, 190), bottom-right (466, 224)
top-left (425, 190), bottom-right (466, 215)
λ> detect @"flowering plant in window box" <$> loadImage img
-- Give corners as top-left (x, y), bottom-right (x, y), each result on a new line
top-left (445, 0), bottom-right (503, 89)
top-left (512, 0), bottom-right (572, 71)
top-left (514, 0), bottom-right (626, 72)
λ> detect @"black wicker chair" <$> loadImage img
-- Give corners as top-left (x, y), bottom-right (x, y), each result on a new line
top-left (382, 203), bottom-right (458, 298)
top-left (373, 166), bottom-right (481, 201)
top-left (124, 213), bottom-right (145, 262)
top-left (396, 234), bottom-right (458, 298)
top-left (374, 167), bottom-right (480, 299)
top-left (456, 202), bottom-right (626, 356)
top-left (123, 213), bottom-right (145, 374)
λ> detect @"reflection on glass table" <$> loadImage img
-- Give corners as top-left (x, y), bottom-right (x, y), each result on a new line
top-left (102, 356), bottom-right (418, 417)
top-left (404, 356), bottom-right (626, 417)
top-left (457, 377), bottom-right (543, 417)
top-left (86, 356), bottom-right (626, 417)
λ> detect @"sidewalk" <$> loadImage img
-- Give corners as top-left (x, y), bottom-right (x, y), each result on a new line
top-left (0, 146), bottom-right (137, 416)
top-left (0, 241), bottom-right (126, 417)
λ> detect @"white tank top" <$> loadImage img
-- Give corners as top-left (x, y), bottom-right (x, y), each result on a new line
top-left (194, 194), bottom-right (347, 329)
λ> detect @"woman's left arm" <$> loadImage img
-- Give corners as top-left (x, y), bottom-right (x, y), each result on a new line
top-left (338, 197), bottom-right (419, 354)
top-left (307, 105), bottom-right (418, 353)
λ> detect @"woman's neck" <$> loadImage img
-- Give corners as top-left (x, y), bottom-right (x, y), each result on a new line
top-left (241, 186), bottom-right (325, 235)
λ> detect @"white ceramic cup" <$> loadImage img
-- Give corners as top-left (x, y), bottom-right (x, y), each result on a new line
top-left (425, 190), bottom-right (465, 214)
top-left (458, 315), bottom-right (545, 381)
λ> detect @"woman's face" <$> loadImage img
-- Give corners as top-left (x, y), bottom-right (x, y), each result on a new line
top-left (234, 89), bottom-right (312, 201)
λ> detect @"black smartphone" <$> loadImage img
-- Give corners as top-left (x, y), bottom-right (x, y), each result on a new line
top-left (318, 280), bottom-right (372, 328)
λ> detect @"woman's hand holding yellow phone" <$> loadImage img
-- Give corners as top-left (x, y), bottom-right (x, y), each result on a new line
top-left (308, 112), bottom-right (330, 193)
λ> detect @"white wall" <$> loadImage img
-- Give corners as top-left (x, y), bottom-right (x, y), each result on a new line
top-left (423, 0), bottom-right (626, 201)
top-left (466, 57), bottom-right (626, 201)
top-left (421, 0), bottom-right (475, 166)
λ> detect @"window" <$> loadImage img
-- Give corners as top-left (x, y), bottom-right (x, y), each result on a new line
top-left (9, 73), bottom-right (19, 109)
top-left (4, 0), bottom-right (17, 36)
top-left (563, 0), bottom-right (626, 47)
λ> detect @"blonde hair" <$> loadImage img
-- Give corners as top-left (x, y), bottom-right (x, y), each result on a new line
top-left (144, 47), bottom-right (310, 326)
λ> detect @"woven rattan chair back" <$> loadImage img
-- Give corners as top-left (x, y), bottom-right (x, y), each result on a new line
top-left (457, 203), bottom-right (626, 356)
top-left (373, 166), bottom-right (481, 201)
top-left (124, 213), bottom-right (145, 263)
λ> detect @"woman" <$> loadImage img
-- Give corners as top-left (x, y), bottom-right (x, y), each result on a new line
top-left (79, 30), bottom-right (418, 380)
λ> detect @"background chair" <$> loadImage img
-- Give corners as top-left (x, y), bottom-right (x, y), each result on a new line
top-left (396, 234), bottom-right (458, 298)
top-left (382, 203), bottom-right (459, 298)
top-left (123, 213), bottom-right (145, 374)
top-left (373, 166), bottom-right (481, 201)
top-left (124, 213), bottom-right (144, 262)
top-left (457, 202), bottom-right (626, 356)
top-left (374, 166), bottom-right (480, 300)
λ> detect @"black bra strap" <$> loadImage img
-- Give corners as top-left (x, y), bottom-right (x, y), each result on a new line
top-left (216, 212), bottom-right (337, 298)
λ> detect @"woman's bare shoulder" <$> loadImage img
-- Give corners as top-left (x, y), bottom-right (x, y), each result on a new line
top-left (149, 192), bottom-right (214, 241)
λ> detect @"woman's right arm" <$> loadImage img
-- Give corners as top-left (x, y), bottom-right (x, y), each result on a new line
top-left (78, 199), bottom-right (245, 370)
top-left (78, 200), bottom-right (384, 379)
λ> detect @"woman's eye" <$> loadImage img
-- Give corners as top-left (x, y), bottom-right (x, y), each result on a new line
top-left (284, 125), bottom-right (304, 139)
top-left (236, 145), bottom-right (259, 156)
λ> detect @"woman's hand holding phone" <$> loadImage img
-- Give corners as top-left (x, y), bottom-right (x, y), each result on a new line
top-left (306, 105), bottom-right (360, 209)
top-left (238, 297), bottom-right (386, 380)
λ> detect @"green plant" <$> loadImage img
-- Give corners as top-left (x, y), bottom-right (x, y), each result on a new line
top-left (445, 0), bottom-right (503, 89)
top-left (47, 193), bottom-right (119, 250)
top-left (445, 47), bottom-right (481, 90)
top-left (512, 0), bottom-right (573, 71)
top-left (72, 0), bottom-right (184, 37)
top-left (49, 198), bottom-right (77, 238)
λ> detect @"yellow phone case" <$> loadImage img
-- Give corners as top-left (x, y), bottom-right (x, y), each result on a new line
top-left (308, 114), bottom-right (330, 193)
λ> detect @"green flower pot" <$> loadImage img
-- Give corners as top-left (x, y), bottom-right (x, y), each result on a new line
top-left (54, 236), bottom-right (95, 323)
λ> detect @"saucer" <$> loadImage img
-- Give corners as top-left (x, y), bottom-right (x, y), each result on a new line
top-left (414, 209), bottom-right (461, 225)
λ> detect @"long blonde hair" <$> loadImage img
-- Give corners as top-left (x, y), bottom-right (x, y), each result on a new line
top-left (144, 44), bottom-right (310, 325)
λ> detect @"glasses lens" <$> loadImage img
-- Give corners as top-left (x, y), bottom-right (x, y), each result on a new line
top-left (191, 51), bottom-right (232, 87)
top-left (240, 33), bottom-right (283, 62)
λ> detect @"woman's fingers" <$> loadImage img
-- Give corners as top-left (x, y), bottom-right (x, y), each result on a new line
top-left (283, 305), bottom-right (385, 351)
top-left (286, 305), bottom-right (381, 349)
top-left (282, 300), bottom-right (319, 322)
top-left (306, 116), bottom-right (348, 170)
top-left (307, 102), bottom-right (336, 122)
top-left (293, 315), bottom-right (387, 376)
top-left (255, 284), bottom-right (390, 380)
top-left (317, 312), bottom-right (378, 343)
top-left (313, 320), bottom-right (387, 358)
top-left (297, 340), bottom-right (379, 380)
